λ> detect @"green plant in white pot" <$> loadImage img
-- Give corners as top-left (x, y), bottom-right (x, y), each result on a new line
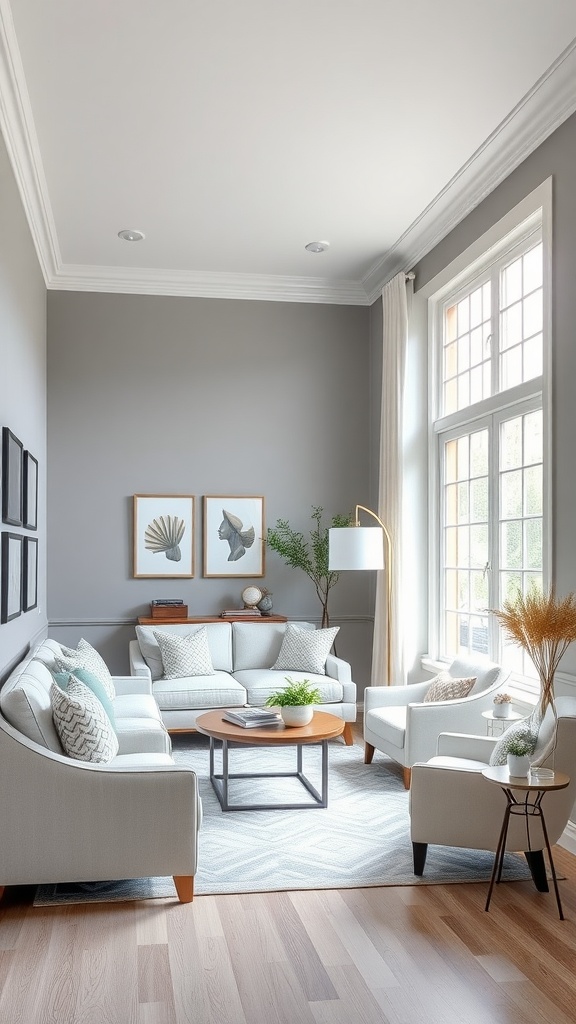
top-left (265, 677), bottom-right (321, 727)
top-left (506, 735), bottom-right (533, 777)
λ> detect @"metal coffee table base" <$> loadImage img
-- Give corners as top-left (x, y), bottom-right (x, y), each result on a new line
top-left (209, 736), bottom-right (330, 811)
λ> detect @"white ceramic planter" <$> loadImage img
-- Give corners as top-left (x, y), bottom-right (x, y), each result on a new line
top-left (493, 703), bottom-right (512, 719)
top-left (280, 705), bottom-right (314, 727)
top-left (507, 753), bottom-right (531, 776)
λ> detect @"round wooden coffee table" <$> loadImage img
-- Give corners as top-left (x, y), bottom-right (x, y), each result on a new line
top-left (196, 710), bottom-right (345, 811)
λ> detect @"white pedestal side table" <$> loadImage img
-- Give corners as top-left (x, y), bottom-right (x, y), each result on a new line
top-left (482, 709), bottom-right (523, 736)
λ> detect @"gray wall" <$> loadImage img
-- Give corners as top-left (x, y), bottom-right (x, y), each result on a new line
top-left (0, 130), bottom-right (47, 678)
top-left (381, 109), bottom-right (576, 691)
top-left (47, 292), bottom-right (375, 686)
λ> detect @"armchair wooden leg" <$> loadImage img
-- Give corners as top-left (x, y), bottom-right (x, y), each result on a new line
top-left (413, 842), bottom-right (428, 875)
top-left (364, 742), bottom-right (375, 764)
top-left (173, 875), bottom-right (194, 903)
top-left (0, 886), bottom-right (4, 903)
top-left (403, 767), bottom-right (411, 790)
top-left (342, 722), bottom-right (353, 746)
top-left (524, 851), bottom-right (549, 892)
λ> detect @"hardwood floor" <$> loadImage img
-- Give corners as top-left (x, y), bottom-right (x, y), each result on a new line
top-left (1, 737), bottom-right (575, 1023)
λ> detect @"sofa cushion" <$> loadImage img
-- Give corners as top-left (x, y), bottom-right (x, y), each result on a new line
top-left (53, 668), bottom-right (116, 729)
top-left (271, 624), bottom-right (339, 675)
top-left (0, 654), bottom-right (64, 752)
top-left (232, 621), bottom-right (315, 671)
top-left (109, 752), bottom-right (175, 767)
top-left (136, 622), bottom-right (232, 679)
top-left (365, 706), bottom-right (407, 750)
top-left (113, 693), bottom-right (164, 721)
top-left (50, 679), bottom-right (119, 763)
top-left (153, 627), bottom-right (215, 679)
top-left (114, 716), bottom-right (171, 755)
top-left (152, 671), bottom-right (246, 712)
top-left (234, 669), bottom-right (343, 707)
top-left (55, 639), bottom-right (116, 700)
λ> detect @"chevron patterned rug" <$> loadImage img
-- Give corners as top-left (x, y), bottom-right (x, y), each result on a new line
top-left (34, 733), bottom-right (533, 905)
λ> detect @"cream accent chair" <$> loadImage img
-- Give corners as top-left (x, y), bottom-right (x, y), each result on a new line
top-left (409, 696), bottom-right (576, 890)
top-left (363, 656), bottom-right (506, 788)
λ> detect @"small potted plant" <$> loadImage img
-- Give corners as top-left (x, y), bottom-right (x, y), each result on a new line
top-left (507, 736), bottom-right (533, 777)
top-left (493, 692), bottom-right (513, 719)
top-left (265, 677), bottom-right (322, 727)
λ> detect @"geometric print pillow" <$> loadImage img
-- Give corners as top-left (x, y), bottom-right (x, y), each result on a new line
top-left (271, 624), bottom-right (340, 675)
top-left (50, 679), bottom-right (119, 763)
top-left (153, 628), bottom-right (215, 679)
top-left (55, 638), bottom-right (116, 700)
top-left (423, 671), bottom-right (476, 703)
top-left (488, 707), bottom-right (541, 767)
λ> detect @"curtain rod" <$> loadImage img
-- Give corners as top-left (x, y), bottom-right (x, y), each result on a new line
top-left (405, 272), bottom-right (415, 281)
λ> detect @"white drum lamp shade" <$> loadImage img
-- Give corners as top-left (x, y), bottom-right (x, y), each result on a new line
top-left (328, 527), bottom-right (384, 570)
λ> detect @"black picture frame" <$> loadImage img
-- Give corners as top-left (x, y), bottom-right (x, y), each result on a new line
top-left (23, 536), bottom-right (38, 612)
top-left (1, 532), bottom-right (23, 623)
top-left (2, 428), bottom-right (23, 527)
top-left (23, 451), bottom-right (38, 530)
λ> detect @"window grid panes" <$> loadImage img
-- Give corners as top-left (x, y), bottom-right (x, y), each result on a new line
top-left (498, 409), bottom-right (543, 681)
top-left (434, 219), bottom-right (546, 690)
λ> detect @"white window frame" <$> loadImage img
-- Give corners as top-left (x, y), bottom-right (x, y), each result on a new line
top-left (423, 179), bottom-right (552, 697)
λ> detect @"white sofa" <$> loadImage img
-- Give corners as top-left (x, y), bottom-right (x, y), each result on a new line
top-left (129, 620), bottom-right (356, 744)
top-left (0, 639), bottom-right (201, 902)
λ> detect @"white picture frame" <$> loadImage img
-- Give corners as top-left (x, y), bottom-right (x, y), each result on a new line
top-left (203, 495), bottom-right (265, 578)
top-left (133, 494), bottom-right (195, 578)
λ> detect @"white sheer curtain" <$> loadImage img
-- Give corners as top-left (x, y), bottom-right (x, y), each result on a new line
top-left (371, 272), bottom-right (411, 685)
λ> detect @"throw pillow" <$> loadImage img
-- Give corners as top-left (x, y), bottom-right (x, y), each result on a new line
top-left (271, 624), bottom-right (340, 675)
top-left (55, 638), bottom-right (115, 700)
top-left (52, 668), bottom-right (116, 730)
top-left (50, 679), bottom-right (119, 763)
top-left (423, 671), bottom-right (476, 703)
top-left (488, 708), bottom-right (541, 766)
top-left (153, 627), bottom-right (215, 679)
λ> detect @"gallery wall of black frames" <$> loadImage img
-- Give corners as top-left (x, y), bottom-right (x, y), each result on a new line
top-left (1, 426), bottom-right (38, 623)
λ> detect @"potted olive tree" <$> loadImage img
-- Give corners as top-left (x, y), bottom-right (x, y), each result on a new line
top-left (265, 678), bottom-right (321, 727)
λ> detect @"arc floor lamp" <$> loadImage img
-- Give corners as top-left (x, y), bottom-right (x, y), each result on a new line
top-left (328, 505), bottom-right (393, 684)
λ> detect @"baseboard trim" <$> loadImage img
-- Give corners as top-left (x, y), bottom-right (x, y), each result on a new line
top-left (559, 819), bottom-right (576, 855)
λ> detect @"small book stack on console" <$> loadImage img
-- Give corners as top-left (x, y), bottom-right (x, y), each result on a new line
top-left (220, 608), bottom-right (262, 618)
top-left (222, 707), bottom-right (282, 728)
top-left (149, 599), bottom-right (188, 621)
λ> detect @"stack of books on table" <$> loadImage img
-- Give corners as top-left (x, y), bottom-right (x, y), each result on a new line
top-left (222, 708), bottom-right (283, 729)
top-left (220, 608), bottom-right (261, 618)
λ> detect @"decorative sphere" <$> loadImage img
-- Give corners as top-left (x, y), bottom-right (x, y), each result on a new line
top-left (242, 585), bottom-right (263, 608)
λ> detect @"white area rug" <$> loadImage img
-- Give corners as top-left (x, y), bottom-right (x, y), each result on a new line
top-left (34, 734), bottom-right (532, 905)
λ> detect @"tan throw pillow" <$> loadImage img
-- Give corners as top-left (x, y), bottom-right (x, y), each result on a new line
top-left (423, 671), bottom-right (476, 702)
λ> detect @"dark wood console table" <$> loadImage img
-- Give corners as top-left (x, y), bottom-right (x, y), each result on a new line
top-left (137, 614), bottom-right (288, 625)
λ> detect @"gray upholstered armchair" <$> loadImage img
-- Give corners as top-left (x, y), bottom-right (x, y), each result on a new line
top-left (363, 655), bottom-right (506, 787)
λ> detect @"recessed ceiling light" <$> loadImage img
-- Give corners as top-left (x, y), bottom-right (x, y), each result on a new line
top-left (305, 240), bottom-right (330, 253)
top-left (118, 229), bottom-right (145, 242)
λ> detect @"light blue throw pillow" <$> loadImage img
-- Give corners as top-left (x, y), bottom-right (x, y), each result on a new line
top-left (52, 667), bottom-right (116, 731)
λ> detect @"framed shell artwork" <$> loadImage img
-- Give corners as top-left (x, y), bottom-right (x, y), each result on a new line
top-left (133, 495), bottom-right (195, 578)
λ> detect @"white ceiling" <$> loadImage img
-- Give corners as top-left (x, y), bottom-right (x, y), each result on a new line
top-left (2, 1), bottom-right (576, 304)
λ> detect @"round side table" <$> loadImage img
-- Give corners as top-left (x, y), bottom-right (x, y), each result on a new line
top-left (482, 709), bottom-right (523, 736)
top-left (482, 765), bottom-right (570, 919)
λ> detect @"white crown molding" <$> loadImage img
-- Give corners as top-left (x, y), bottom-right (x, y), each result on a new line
top-left (362, 38), bottom-right (576, 304)
top-left (50, 264), bottom-right (369, 305)
top-left (1, 4), bottom-right (575, 305)
top-left (0, 0), bottom-right (60, 281)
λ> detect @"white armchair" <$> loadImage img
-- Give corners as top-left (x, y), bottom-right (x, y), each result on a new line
top-left (409, 696), bottom-right (576, 890)
top-left (363, 655), bottom-right (506, 787)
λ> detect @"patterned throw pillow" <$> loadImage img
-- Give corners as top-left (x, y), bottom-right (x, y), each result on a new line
top-left (271, 624), bottom-right (340, 675)
top-left (423, 671), bottom-right (477, 703)
top-left (50, 679), bottom-right (119, 763)
top-left (153, 628), bottom-right (215, 679)
top-left (52, 668), bottom-right (116, 730)
top-left (55, 638), bottom-right (115, 700)
top-left (488, 708), bottom-right (541, 766)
